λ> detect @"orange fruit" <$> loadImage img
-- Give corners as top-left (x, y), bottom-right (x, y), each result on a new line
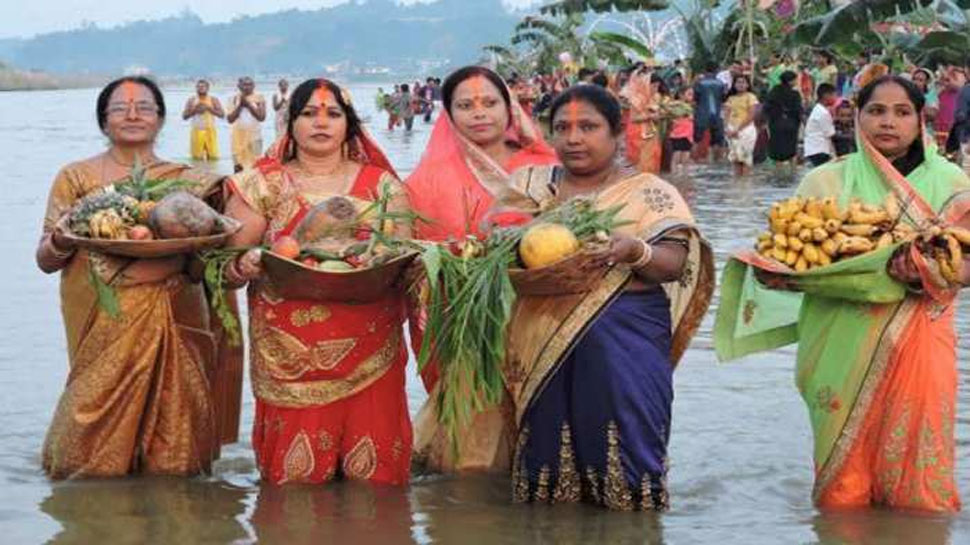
top-left (271, 236), bottom-right (301, 259)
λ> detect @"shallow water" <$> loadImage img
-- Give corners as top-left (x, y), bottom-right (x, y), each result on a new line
top-left (1, 83), bottom-right (969, 544)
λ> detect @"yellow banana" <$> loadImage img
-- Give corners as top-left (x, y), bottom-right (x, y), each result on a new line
top-left (884, 192), bottom-right (900, 219)
top-left (773, 234), bottom-right (788, 248)
top-left (795, 256), bottom-right (808, 272)
top-left (785, 249), bottom-right (799, 266)
top-left (824, 219), bottom-right (842, 235)
top-left (798, 228), bottom-right (814, 242)
top-left (839, 236), bottom-right (874, 255)
top-left (818, 251), bottom-right (832, 266)
top-left (802, 243), bottom-right (820, 264)
top-left (944, 225), bottom-right (970, 246)
top-left (756, 239), bottom-right (773, 252)
top-left (794, 212), bottom-right (824, 229)
top-left (945, 233), bottom-right (963, 281)
top-left (822, 197), bottom-right (844, 221)
top-left (788, 236), bottom-right (804, 252)
top-left (820, 238), bottom-right (839, 257)
top-left (812, 227), bottom-right (829, 242)
top-left (771, 246), bottom-right (787, 262)
top-left (786, 221), bottom-right (804, 236)
top-left (804, 198), bottom-right (824, 219)
top-left (770, 218), bottom-right (789, 234)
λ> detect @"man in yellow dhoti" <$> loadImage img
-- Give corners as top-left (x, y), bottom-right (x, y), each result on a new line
top-left (227, 76), bottom-right (266, 171)
top-left (182, 79), bottom-right (224, 161)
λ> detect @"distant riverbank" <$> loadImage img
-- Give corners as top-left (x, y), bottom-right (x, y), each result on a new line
top-left (0, 62), bottom-right (104, 91)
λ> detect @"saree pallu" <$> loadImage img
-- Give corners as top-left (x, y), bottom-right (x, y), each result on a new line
top-left (230, 155), bottom-right (412, 485)
top-left (714, 135), bottom-right (970, 512)
top-left (41, 161), bottom-right (233, 478)
top-left (405, 100), bottom-right (557, 473)
top-left (499, 166), bottom-right (715, 510)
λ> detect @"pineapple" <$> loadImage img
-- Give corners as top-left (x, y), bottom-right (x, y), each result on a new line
top-left (68, 192), bottom-right (138, 238)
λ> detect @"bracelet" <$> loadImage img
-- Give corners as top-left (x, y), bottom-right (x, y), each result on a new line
top-left (630, 239), bottom-right (653, 269)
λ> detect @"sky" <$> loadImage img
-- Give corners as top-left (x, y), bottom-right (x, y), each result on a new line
top-left (0, 0), bottom-right (541, 39)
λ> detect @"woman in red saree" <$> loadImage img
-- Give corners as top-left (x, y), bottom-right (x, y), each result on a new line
top-left (223, 79), bottom-right (412, 485)
top-left (405, 66), bottom-right (557, 472)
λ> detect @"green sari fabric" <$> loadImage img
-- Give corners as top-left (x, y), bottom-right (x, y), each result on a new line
top-left (714, 138), bottom-right (970, 478)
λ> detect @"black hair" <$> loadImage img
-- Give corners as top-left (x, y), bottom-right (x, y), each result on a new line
top-left (727, 74), bottom-right (752, 97)
top-left (548, 84), bottom-right (623, 136)
top-left (96, 76), bottom-right (166, 133)
top-left (401, 83), bottom-right (410, 93)
top-left (441, 65), bottom-right (511, 117)
top-left (705, 61), bottom-right (718, 73)
top-left (818, 51), bottom-right (834, 63)
top-left (857, 75), bottom-right (926, 175)
top-left (780, 71), bottom-right (798, 86)
top-left (816, 83), bottom-right (837, 101)
top-left (591, 72), bottom-right (609, 88)
top-left (577, 67), bottom-right (596, 81)
top-left (283, 78), bottom-right (364, 162)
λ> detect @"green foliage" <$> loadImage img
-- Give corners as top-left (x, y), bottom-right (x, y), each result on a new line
top-left (540, 0), bottom-right (670, 16)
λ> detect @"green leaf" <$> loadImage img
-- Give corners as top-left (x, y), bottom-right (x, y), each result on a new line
top-left (588, 31), bottom-right (653, 59)
top-left (88, 263), bottom-right (121, 319)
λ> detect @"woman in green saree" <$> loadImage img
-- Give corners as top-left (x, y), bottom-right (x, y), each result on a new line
top-left (716, 75), bottom-right (970, 511)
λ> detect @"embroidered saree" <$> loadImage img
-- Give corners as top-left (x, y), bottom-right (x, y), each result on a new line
top-left (715, 136), bottom-right (970, 512)
top-left (229, 134), bottom-right (412, 485)
top-left (406, 99), bottom-right (557, 473)
top-left (41, 161), bottom-right (238, 479)
top-left (500, 166), bottom-right (715, 510)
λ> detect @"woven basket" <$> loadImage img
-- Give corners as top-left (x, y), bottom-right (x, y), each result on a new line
top-left (509, 245), bottom-right (611, 296)
top-left (261, 250), bottom-right (417, 304)
top-left (64, 215), bottom-right (242, 258)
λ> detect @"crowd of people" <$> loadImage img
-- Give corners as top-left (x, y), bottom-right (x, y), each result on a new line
top-left (375, 78), bottom-right (442, 131)
top-left (34, 53), bottom-right (970, 518)
top-left (486, 52), bottom-right (970, 180)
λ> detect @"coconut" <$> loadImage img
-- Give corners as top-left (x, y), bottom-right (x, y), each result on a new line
top-left (295, 196), bottom-right (358, 243)
top-left (148, 191), bottom-right (218, 239)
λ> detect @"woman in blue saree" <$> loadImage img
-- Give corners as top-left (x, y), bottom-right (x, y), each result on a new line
top-left (495, 85), bottom-right (714, 510)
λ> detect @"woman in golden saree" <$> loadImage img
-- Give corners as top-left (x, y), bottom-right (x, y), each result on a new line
top-left (715, 76), bottom-right (970, 511)
top-left (499, 85), bottom-right (714, 510)
top-left (36, 76), bottom-right (238, 478)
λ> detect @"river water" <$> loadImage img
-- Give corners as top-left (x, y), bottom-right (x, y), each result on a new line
top-left (1, 82), bottom-right (969, 544)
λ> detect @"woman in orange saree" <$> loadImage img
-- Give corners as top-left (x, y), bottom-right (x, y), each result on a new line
top-left (621, 71), bottom-right (665, 175)
top-left (224, 78), bottom-right (412, 485)
top-left (498, 85), bottom-right (714, 510)
top-left (405, 66), bottom-right (557, 472)
top-left (715, 76), bottom-right (970, 512)
top-left (37, 77), bottom-right (238, 479)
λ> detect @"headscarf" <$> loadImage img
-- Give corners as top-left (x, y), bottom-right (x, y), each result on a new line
top-left (405, 76), bottom-right (557, 241)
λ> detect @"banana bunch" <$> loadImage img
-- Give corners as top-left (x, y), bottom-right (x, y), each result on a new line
top-left (755, 194), bottom-right (908, 272)
top-left (917, 224), bottom-right (970, 286)
top-left (87, 208), bottom-right (127, 239)
top-left (68, 192), bottom-right (138, 239)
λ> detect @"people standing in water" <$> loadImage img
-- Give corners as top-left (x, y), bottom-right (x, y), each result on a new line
top-left (272, 78), bottom-right (290, 138)
top-left (183, 79), bottom-right (224, 162)
top-left (763, 71), bottom-right (803, 176)
top-left (803, 83), bottom-right (838, 167)
top-left (227, 76), bottom-right (267, 172)
top-left (500, 84), bottom-right (713, 510)
top-left (667, 87), bottom-right (695, 177)
top-left (405, 65), bottom-right (557, 472)
top-left (36, 76), bottom-right (238, 479)
top-left (397, 83), bottom-right (416, 132)
top-left (717, 76), bottom-right (970, 512)
top-left (692, 62), bottom-right (727, 163)
top-left (724, 74), bottom-right (759, 176)
top-left (222, 79), bottom-right (413, 485)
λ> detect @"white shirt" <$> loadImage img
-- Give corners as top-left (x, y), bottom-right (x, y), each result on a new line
top-left (717, 69), bottom-right (733, 89)
top-left (804, 103), bottom-right (835, 157)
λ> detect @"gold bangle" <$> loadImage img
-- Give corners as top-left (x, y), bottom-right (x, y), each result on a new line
top-left (49, 233), bottom-right (75, 260)
top-left (631, 239), bottom-right (653, 269)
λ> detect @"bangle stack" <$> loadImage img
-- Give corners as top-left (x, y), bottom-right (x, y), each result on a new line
top-left (630, 239), bottom-right (653, 269)
top-left (49, 232), bottom-right (75, 260)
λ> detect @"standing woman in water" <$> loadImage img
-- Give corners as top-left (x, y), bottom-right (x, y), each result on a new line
top-left (37, 76), bottom-right (234, 478)
top-left (406, 65), bottom-right (558, 473)
top-left (498, 84), bottom-right (714, 510)
top-left (717, 76), bottom-right (970, 511)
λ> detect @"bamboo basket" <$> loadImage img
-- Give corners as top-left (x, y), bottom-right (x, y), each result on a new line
top-left (261, 250), bottom-right (417, 303)
top-left (64, 216), bottom-right (242, 258)
top-left (509, 245), bottom-right (612, 296)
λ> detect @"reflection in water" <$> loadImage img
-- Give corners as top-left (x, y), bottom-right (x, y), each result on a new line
top-left (41, 477), bottom-right (249, 544)
top-left (811, 509), bottom-right (952, 545)
top-left (249, 481), bottom-right (415, 544)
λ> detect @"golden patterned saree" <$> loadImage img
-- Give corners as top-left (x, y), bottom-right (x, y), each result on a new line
top-left (40, 160), bottom-right (233, 478)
